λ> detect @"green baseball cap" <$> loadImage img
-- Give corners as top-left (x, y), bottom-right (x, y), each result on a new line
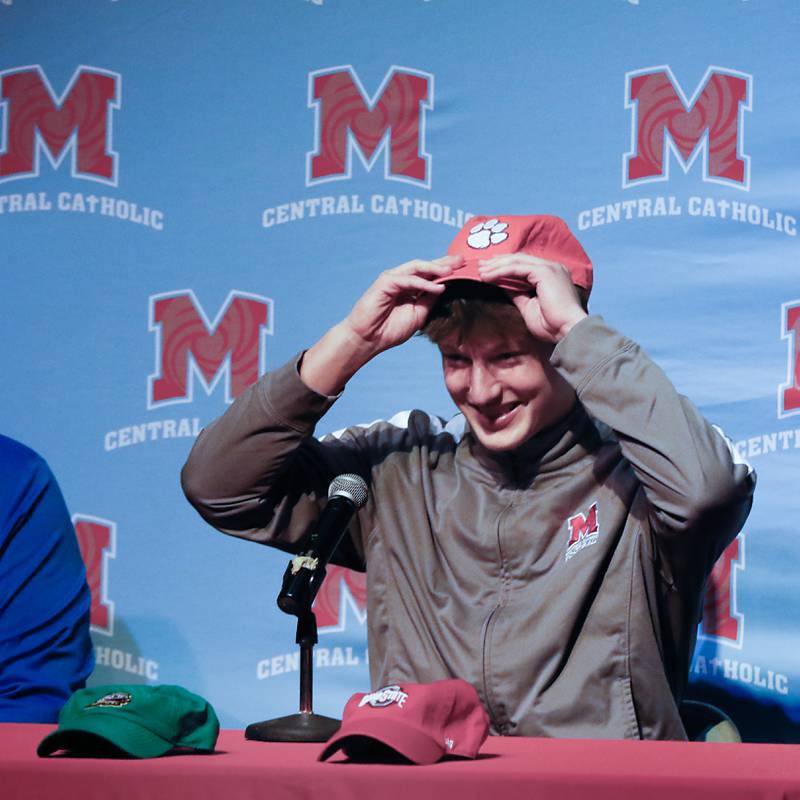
top-left (37, 684), bottom-right (220, 758)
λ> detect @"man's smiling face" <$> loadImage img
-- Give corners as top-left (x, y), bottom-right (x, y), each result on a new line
top-left (438, 321), bottom-right (575, 452)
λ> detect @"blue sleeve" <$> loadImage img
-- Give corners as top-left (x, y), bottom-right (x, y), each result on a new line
top-left (0, 435), bottom-right (94, 722)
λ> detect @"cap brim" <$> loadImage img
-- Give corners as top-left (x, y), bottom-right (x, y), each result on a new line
top-left (319, 717), bottom-right (444, 765)
top-left (437, 260), bottom-right (532, 293)
top-left (37, 714), bottom-right (175, 759)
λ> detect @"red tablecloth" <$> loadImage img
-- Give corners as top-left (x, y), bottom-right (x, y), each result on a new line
top-left (3, 723), bottom-right (800, 800)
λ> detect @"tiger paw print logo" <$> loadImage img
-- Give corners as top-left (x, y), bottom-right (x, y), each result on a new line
top-left (467, 219), bottom-right (509, 249)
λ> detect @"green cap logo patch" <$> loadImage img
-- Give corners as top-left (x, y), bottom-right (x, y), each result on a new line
top-left (86, 692), bottom-right (132, 709)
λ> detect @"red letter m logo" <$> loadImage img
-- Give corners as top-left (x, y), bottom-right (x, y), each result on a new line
top-left (148, 290), bottom-right (273, 409)
top-left (565, 502), bottom-right (599, 561)
top-left (0, 65), bottom-right (121, 185)
top-left (700, 535), bottom-right (745, 648)
top-left (313, 566), bottom-right (368, 634)
top-left (307, 65), bottom-right (433, 188)
top-left (567, 503), bottom-right (599, 547)
top-left (623, 66), bottom-right (751, 190)
top-left (780, 300), bottom-right (800, 418)
top-left (73, 515), bottom-right (116, 636)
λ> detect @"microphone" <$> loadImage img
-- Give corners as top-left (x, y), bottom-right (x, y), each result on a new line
top-left (277, 473), bottom-right (368, 617)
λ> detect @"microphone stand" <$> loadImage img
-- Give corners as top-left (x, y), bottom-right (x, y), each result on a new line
top-left (244, 570), bottom-right (342, 742)
top-left (246, 475), bottom-right (367, 743)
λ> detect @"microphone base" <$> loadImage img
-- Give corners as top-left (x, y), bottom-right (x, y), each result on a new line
top-left (245, 711), bottom-right (341, 743)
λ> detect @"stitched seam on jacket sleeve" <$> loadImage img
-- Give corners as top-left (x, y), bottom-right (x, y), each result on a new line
top-left (574, 341), bottom-right (637, 396)
top-left (256, 377), bottom-right (313, 435)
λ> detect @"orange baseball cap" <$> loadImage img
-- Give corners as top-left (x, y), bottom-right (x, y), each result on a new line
top-left (440, 214), bottom-right (593, 295)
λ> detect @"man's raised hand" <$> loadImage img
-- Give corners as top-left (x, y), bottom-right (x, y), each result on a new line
top-left (342, 256), bottom-right (461, 357)
top-left (299, 256), bottom-right (459, 397)
top-left (478, 254), bottom-right (587, 343)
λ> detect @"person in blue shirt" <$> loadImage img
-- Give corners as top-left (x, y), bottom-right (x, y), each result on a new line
top-left (0, 434), bottom-right (94, 722)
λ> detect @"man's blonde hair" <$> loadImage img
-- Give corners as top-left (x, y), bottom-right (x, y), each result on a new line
top-left (421, 280), bottom-right (588, 346)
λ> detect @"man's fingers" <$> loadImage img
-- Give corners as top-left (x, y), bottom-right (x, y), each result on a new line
top-left (477, 261), bottom-right (534, 283)
top-left (390, 255), bottom-right (463, 278)
top-left (387, 274), bottom-right (447, 296)
top-left (477, 262), bottom-right (539, 291)
top-left (479, 263), bottom-right (535, 278)
top-left (479, 257), bottom-right (574, 291)
top-left (510, 293), bottom-right (534, 312)
top-left (478, 253), bottom-right (558, 270)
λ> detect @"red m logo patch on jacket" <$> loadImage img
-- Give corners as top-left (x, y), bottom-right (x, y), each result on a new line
top-left (566, 502), bottom-right (599, 561)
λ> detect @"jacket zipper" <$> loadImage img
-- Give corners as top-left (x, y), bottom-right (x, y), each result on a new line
top-left (481, 499), bottom-right (514, 734)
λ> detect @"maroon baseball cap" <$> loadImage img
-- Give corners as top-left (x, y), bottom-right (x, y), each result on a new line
top-left (440, 214), bottom-right (593, 295)
top-left (318, 679), bottom-right (489, 765)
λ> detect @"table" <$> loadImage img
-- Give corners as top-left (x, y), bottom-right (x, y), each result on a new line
top-left (3, 724), bottom-right (800, 800)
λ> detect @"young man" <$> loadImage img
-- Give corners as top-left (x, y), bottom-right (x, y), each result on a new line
top-left (182, 215), bottom-right (754, 740)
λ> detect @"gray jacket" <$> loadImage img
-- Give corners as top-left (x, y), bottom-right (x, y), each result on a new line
top-left (182, 316), bottom-right (755, 739)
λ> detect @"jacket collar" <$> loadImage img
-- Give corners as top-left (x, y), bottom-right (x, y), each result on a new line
top-left (461, 401), bottom-right (599, 487)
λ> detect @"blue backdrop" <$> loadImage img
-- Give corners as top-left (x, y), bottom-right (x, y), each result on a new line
top-left (1, 0), bottom-right (798, 741)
